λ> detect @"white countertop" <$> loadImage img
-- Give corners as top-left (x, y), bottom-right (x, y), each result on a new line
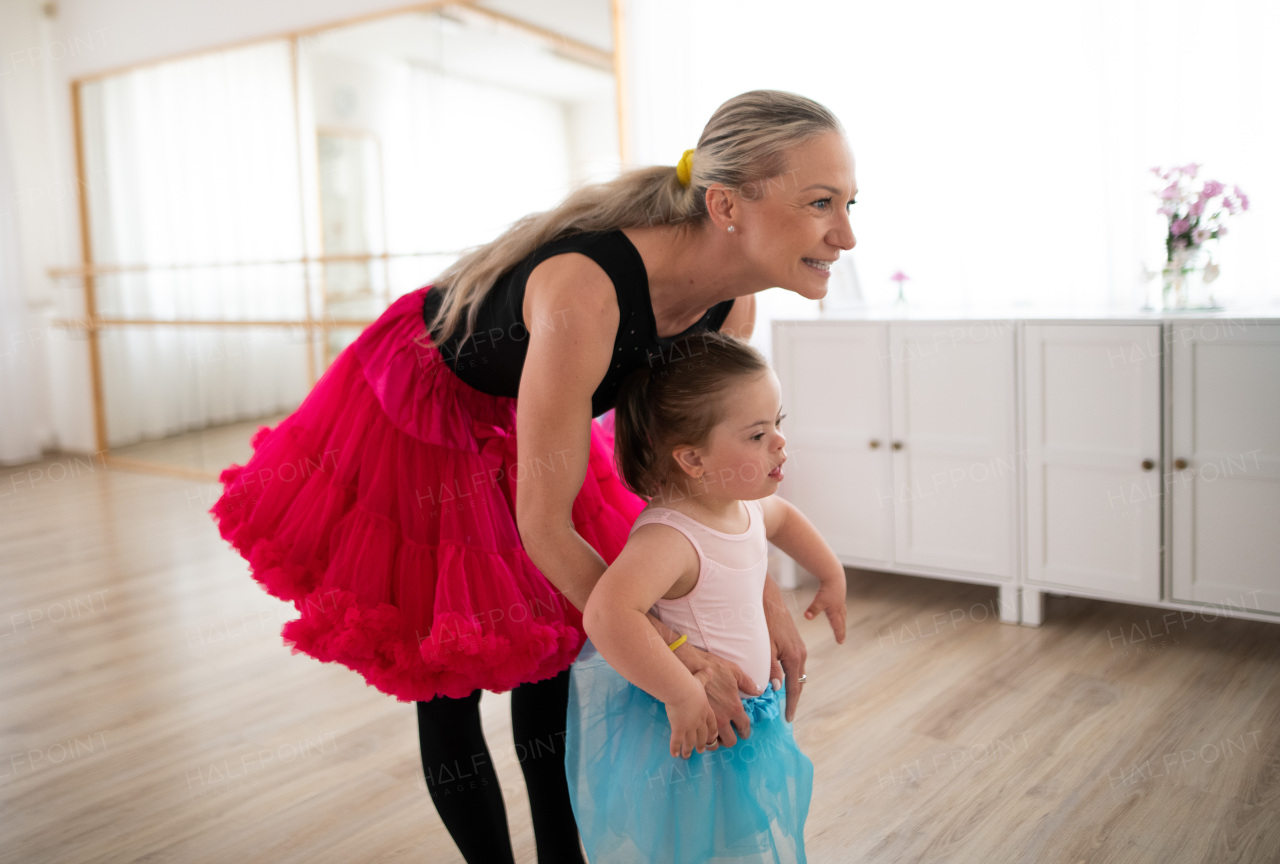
top-left (776, 305), bottom-right (1280, 324)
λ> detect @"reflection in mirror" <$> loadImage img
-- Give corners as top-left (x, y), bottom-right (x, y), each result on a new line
top-left (80, 39), bottom-right (312, 475)
top-left (318, 130), bottom-right (386, 363)
top-left (301, 2), bottom-right (620, 299)
top-left (76, 1), bottom-right (619, 476)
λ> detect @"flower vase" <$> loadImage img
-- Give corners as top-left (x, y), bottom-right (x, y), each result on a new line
top-left (1151, 248), bottom-right (1223, 312)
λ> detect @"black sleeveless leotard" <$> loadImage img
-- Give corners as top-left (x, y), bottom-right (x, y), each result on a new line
top-left (422, 229), bottom-right (736, 417)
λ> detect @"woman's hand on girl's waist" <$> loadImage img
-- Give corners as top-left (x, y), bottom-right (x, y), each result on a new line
top-left (674, 641), bottom-right (761, 748)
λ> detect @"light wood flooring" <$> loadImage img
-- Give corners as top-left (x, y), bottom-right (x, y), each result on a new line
top-left (107, 414), bottom-right (292, 477)
top-left (1, 455), bottom-right (1277, 863)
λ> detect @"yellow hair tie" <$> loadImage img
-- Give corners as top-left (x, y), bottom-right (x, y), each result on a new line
top-left (675, 149), bottom-right (695, 187)
top-left (667, 634), bottom-right (688, 651)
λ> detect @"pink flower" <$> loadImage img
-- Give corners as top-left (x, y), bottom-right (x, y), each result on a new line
top-left (1192, 227), bottom-right (1211, 245)
top-left (1222, 196), bottom-right (1238, 215)
top-left (1216, 225), bottom-right (1229, 237)
top-left (1188, 199), bottom-right (1205, 217)
top-left (1171, 218), bottom-right (1191, 236)
top-left (890, 271), bottom-right (910, 283)
top-left (1200, 179), bottom-right (1225, 199)
top-left (1234, 185), bottom-right (1250, 211)
top-left (1158, 204), bottom-right (1176, 217)
top-left (1159, 182), bottom-right (1182, 200)
top-left (1179, 162), bottom-right (1201, 178)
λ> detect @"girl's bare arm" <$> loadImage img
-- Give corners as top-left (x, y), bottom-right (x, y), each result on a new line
top-left (581, 523), bottom-right (702, 702)
top-left (760, 494), bottom-right (848, 643)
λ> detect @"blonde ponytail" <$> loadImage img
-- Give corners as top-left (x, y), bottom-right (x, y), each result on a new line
top-left (427, 90), bottom-right (843, 344)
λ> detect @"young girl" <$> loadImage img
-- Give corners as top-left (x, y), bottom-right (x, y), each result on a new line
top-left (566, 331), bottom-right (848, 864)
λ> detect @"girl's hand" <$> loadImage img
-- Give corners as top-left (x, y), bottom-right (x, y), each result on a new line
top-left (673, 643), bottom-right (757, 747)
top-left (805, 571), bottom-right (848, 645)
top-left (666, 686), bottom-right (719, 760)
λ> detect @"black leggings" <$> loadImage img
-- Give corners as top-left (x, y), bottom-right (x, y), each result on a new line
top-left (416, 668), bottom-right (585, 864)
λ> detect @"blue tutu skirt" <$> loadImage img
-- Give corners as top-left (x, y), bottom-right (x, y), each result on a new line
top-left (565, 639), bottom-right (812, 864)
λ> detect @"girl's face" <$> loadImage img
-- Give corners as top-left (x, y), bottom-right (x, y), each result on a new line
top-left (731, 130), bottom-right (858, 301)
top-left (683, 370), bottom-right (787, 501)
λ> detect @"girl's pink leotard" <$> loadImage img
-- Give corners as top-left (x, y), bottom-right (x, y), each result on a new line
top-left (635, 498), bottom-right (771, 697)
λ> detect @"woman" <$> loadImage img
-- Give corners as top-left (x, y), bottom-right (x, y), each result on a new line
top-left (211, 89), bottom-right (856, 864)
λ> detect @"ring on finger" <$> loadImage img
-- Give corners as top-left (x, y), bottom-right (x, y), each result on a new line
top-left (797, 673), bottom-right (808, 684)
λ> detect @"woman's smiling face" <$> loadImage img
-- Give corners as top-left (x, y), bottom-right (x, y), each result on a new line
top-left (730, 131), bottom-right (858, 300)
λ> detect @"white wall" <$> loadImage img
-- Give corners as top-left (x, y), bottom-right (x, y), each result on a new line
top-left (567, 95), bottom-right (622, 188)
top-left (1, 0), bottom-right (91, 458)
top-left (620, 0), bottom-right (1280, 315)
top-left (52, 0), bottom-right (413, 81)
top-left (5, 0), bottom-right (1277, 461)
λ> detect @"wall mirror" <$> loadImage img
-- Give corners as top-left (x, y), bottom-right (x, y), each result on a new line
top-left (70, 1), bottom-right (622, 478)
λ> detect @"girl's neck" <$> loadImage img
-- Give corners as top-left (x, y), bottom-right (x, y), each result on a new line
top-left (650, 478), bottom-right (747, 531)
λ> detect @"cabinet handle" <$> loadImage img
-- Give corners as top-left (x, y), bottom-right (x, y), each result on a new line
top-left (1174, 458), bottom-right (1189, 470)
top-left (892, 441), bottom-right (903, 451)
top-left (1142, 459), bottom-right (1154, 471)
top-left (869, 439), bottom-right (881, 449)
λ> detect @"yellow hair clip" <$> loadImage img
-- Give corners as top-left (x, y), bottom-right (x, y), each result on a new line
top-left (675, 149), bottom-right (695, 187)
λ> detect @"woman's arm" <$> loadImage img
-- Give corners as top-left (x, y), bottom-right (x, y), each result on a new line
top-left (515, 255), bottom-right (619, 612)
top-left (514, 255), bottom-right (758, 741)
top-left (583, 524), bottom-right (719, 758)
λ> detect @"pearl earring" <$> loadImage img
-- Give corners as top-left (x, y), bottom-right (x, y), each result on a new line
top-left (727, 226), bottom-right (736, 233)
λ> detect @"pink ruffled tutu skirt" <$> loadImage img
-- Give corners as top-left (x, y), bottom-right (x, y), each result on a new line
top-left (210, 286), bottom-right (646, 702)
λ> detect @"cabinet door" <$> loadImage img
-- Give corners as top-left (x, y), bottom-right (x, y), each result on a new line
top-left (888, 322), bottom-right (1017, 579)
top-left (1170, 321), bottom-right (1280, 614)
top-left (1023, 325), bottom-right (1161, 599)
top-left (772, 322), bottom-right (892, 565)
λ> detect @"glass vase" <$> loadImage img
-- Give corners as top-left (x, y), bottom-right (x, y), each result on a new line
top-left (1149, 247), bottom-right (1223, 312)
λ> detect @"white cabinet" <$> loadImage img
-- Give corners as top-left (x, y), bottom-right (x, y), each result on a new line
top-left (1169, 321), bottom-right (1280, 615)
top-left (887, 323), bottom-right (1017, 579)
top-left (773, 313), bottom-right (1280, 627)
top-left (1022, 325), bottom-right (1163, 602)
top-left (772, 323), bottom-right (892, 565)
top-left (773, 321), bottom-right (1018, 618)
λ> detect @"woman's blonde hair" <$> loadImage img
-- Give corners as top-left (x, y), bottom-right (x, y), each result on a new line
top-left (613, 331), bottom-right (769, 499)
top-left (427, 89), bottom-right (843, 343)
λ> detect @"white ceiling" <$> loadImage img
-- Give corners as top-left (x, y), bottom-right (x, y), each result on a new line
top-left (476, 0), bottom-right (613, 53)
top-left (311, 2), bottom-right (615, 102)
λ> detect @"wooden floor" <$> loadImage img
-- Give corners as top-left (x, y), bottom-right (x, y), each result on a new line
top-left (1, 455), bottom-right (1278, 864)
top-left (107, 413), bottom-right (291, 477)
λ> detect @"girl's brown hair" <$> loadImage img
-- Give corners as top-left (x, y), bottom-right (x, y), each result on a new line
top-left (613, 331), bottom-right (769, 498)
top-left (427, 90), bottom-right (843, 345)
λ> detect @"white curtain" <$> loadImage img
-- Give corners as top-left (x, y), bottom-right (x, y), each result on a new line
top-left (625, 0), bottom-right (1280, 349)
top-left (80, 40), bottom-right (311, 448)
top-left (0, 82), bottom-right (43, 465)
